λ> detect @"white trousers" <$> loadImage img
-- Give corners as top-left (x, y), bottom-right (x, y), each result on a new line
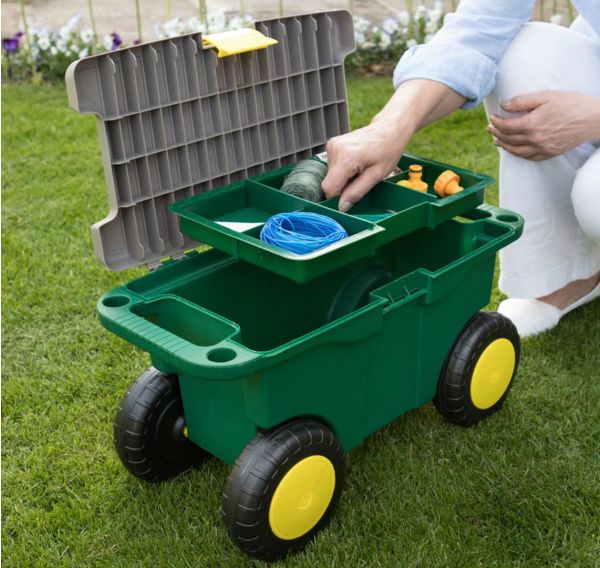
top-left (484, 20), bottom-right (600, 299)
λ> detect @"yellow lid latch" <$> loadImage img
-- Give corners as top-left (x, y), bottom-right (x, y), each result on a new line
top-left (202, 28), bottom-right (278, 58)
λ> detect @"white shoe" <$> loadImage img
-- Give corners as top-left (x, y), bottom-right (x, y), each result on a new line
top-left (498, 281), bottom-right (600, 337)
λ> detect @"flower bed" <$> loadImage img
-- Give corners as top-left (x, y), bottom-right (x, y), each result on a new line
top-left (2, 4), bottom-right (568, 82)
top-left (347, 4), bottom-right (445, 73)
top-left (2, 12), bottom-right (247, 82)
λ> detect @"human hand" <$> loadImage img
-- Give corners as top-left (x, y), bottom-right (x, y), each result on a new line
top-left (321, 118), bottom-right (412, 212)
top-left (487, 91), bottom-right (600, 161)
top-left (321, 79), bottom-right (466, 212)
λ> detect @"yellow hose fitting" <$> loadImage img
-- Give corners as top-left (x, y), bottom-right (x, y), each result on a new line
top-left (396, 164), bottom-right (428, 193)
top-left (434, 170), bottom-right (463, 197)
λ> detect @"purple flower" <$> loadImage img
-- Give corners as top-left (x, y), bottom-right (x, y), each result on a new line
top-left (110, 32), bottom-right (122, 50)
top-left (132, 39), bottom-right (141, 45)
top-left (2, 37), bottom-right (19, 53)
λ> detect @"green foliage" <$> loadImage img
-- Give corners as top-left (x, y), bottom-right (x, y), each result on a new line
top-left (3, 80), bottom-right (600, 566)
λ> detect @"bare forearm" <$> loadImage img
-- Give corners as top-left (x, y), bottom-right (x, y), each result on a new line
top-left (590, 96), bottom-right (600, 139)
top-left (371, 79), bottom-right (466, 135)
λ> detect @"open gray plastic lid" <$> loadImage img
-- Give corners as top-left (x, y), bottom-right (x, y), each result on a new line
top-left (66, 10), bottom-right (356, 270)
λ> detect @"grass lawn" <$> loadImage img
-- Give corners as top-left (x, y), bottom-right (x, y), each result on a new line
top-left (2, 75), bottom-right (599, 567)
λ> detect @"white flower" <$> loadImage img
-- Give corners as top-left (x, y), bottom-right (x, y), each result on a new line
top-left (415, 5), bottom-right (428, 20)
top-left (103, 35), bottom-right (114, 51)
top-left (424, 33), bottom-right (434, 43)
top-left (429, 9), bottom-right (443, 23)
top-left (79, 47), bottom-right (89, 58)
top-left (50, 46), bottom-right (58, 55)
top-left (397, 10), bottom-right (410, 27)
top-left (59, 26), bottom-right (72, 41)
top-left (406, 38), bottom-right (417, 48)
top-left (207, 10), bottom-right (226, 32)
top-left (379, 33), bottom-right (391, 50)
top-left (163, 17), bottom-right (181, 37)
top-left (425, 20), bottom-right (439, 34)
top-left (36, 27), bottom-right (51, 40)
top-left (80, 28), bottom-right (94, 43)
top-left (550, 14), bottom-right (563, 25)
top-left (354, 31), bottom-right (366, 46)
top-left (65, 13), bottom-right (82, 30)
top-left (37, 35), bottom-right (51, 50)
top-left (382, 18), bottom-right (398, 35)
top-left (154, 23), bottom-right (165, 39)
top-left (227, 16), bottom-right (246, 30)
top-left (56, 38), bottom-right (68, 53)
top-left (434, 1), bottom-right (444, 11)
top-left (353, 15), bottom-right (370, 34)
top-left (186, 16), bottom-right (205, 32)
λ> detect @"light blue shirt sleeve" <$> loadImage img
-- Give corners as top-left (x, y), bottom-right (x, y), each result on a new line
top-left (393, 0), bottom-right (537, 109)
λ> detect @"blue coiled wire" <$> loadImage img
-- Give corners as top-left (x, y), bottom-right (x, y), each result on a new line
top-left (260, 212), bottom-right (348, 254)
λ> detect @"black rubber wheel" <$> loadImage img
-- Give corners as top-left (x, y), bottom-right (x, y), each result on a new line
top-left (222, 419), bottom-right (345, 561)
top-left (435, 311), bottom-right (520, 426)
top-left (114, 367), bottom-right (208, 482)
top-left (327, 265), bottom-right (392, 322)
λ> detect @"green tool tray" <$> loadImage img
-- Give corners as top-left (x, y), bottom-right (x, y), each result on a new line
top-left (170, 152), bottom-right (492, 282)
top-left (256, 152), bottom-right (492, 236)
top-left (171, 178), bottom-right (384, 282)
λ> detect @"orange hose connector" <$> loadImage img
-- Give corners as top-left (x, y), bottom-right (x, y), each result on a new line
top-left (434, 170), bottom-right (463, 197)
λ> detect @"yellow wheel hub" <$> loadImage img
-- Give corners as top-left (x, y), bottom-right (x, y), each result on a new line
top-left (470, 338), bottom-right (516, 410)
top-left (269, 455), bottom-right (336, 541)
